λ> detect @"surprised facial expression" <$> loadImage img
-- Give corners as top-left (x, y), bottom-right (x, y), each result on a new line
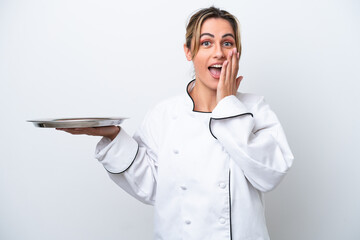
top-left (185, 18), bottom-right (236, 91)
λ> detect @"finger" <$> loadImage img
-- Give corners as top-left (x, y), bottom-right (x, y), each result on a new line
top-left (57, 128), bottom-right (89, 135)
top-left (60, 129), bottom-right (80, 134)
top-left (67, 128), bottom-right (87, 134)
top-left (56, 126), bottom-right (117, 137)
top-left (231, 48), bottom-right (239, 81)
top-left (219, 60), bottom-right (228, 86)
top-left (226, 50), bottom-right (233, 84)
top-left (84, 126), bottom-right (119, 137)
top-left (82, 127), bottom-right (109, 136)
top-left (56, 128), bottom-right (72, 133)
top-left (236, 76), bottom-right (243, 89)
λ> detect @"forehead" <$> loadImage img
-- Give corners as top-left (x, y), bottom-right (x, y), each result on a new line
top-left (200, 18), bottom-right (234, 36)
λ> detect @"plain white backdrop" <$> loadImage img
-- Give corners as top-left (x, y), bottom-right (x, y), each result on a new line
top-left (1, 0), bottom-right (359, 239)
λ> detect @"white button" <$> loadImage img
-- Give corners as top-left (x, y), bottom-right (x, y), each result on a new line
top-left (185, 220), bottom-right (191, 225)
top-left (219, 182), bottom-right (227, 189)
top-left (219, 218), bottom-right (226, 224)
top-left (180, 185), bottom-right (187, 190)
top-left (173, 149), bottom-right (179, 154)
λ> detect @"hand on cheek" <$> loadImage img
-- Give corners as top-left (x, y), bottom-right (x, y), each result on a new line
top-left (216, 48), bottom-right (243, 104)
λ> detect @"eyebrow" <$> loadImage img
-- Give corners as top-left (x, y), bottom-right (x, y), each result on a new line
top-left (200, 33), bottom-right (235, 39)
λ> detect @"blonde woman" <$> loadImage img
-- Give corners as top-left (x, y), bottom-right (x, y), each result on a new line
top-left (58, 6), bottom-right (294, 240)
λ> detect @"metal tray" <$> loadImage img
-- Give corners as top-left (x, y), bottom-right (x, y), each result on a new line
top-left (27, 117), bottom-right (127, 128)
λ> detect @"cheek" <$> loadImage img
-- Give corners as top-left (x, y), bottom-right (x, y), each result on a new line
top-left (192, 53), bottom-right (210, 75)
top-left (223, 49), bottom-right (232, 58)
top-left (193, 60), bottom-right (206, 72)
top-left (194, 63), bottom-right (208, 75)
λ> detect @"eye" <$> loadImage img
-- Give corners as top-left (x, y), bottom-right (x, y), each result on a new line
top-left (201, 41), bottom-right (211, 47)
top-left (223, 41), bottom-right (233, 47)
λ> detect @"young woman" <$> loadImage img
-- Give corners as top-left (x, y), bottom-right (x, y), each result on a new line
top-left (58, 7), bottom-right (294, 240)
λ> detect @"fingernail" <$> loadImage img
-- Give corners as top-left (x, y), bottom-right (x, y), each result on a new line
top-left (229, 51), bottom-right (233, 57)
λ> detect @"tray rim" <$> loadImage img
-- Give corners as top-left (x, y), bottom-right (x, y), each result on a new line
top-left (27, 117), bottom-right (128, 128)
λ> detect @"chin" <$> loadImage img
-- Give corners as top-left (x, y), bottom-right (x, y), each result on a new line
top-left (208, 78), bottom-right (220, 91)
top-left (196, 75), bottom-right (219, 91)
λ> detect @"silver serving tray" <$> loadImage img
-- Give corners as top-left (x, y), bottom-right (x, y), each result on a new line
top-left (27, 117), bottom-right (127, 128)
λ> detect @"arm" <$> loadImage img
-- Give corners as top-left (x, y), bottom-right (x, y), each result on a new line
top-left (57, 110), bottom-right (160, 205)
top-left (209, 95), bottom-right (294, 192)
top-left (94, 110), bottom-right (160, 205)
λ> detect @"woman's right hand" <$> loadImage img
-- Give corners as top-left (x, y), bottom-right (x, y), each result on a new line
top-left (56, 126), bottom-right (120, 141)
top-left (216, 48), bottom-right (243, 104)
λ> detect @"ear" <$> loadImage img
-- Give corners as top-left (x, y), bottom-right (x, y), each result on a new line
top-left (183, 44), bottom-right (192, 61)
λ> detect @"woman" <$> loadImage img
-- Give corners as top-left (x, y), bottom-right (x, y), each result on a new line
top-left (58, 7), bottom-right (294, 240)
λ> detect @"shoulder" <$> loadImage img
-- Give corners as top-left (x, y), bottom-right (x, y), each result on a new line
top-left (142, 95), bottom-right (184, 123)
top-left (149, 95), bottom-right (183, 114)
top-left (137, 95), bottom-right (183, 140)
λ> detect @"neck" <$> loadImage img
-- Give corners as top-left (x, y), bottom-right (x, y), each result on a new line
top-left (189, 80), bottom-right (217, 112)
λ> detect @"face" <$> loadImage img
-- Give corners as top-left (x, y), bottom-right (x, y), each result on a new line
top-left (184, 18), bottom-right (236, 91)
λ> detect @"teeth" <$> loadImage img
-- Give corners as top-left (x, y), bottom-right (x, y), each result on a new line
top-left (210, 64), bottom-right (222, 68)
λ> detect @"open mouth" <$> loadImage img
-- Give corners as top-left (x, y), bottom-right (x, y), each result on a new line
top-left (208, 64), bottom-right (222, 79)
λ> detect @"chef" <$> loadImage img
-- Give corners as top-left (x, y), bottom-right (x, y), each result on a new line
top-left (58, 6), bottom-right (294, 240)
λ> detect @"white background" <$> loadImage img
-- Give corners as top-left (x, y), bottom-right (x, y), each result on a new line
top-left (1, 0), bottom-right (359, 239)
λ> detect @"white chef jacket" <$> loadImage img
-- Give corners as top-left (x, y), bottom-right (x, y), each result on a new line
top-left (95, 80), bottom-right (294, 240)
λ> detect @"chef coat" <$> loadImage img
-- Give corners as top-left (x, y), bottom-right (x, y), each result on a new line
top-left (95, 80), bottom-right (294, 240)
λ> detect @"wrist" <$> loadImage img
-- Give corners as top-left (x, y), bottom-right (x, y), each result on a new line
top-left (105, 126), bottom-right (121, 141)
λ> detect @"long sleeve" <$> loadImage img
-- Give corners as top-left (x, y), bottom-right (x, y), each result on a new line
top-left (94, 109), bottom-right (161, 205)
top-left (209, 94), bottom-right (294, 192)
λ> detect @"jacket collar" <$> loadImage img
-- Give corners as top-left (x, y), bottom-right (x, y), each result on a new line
top-left (185, 79), bottom-right (212, 113)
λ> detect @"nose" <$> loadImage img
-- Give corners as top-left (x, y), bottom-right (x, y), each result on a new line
top-left (213, 43), bottom-right (225, 59)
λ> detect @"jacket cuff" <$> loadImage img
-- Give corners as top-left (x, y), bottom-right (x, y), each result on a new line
top-left (211, 95), bottom-right (253, 119)
top-left (209, 95), bottom-right (254, 139)
top-left (95, 129), bottom-right (138, 174)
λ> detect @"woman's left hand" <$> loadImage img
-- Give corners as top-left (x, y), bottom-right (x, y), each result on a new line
top-left (216, 48), bottom-right (243, 103)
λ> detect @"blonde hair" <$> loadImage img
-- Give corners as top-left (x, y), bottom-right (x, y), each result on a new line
top-left (185, 6), bottom-right (242, 59)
